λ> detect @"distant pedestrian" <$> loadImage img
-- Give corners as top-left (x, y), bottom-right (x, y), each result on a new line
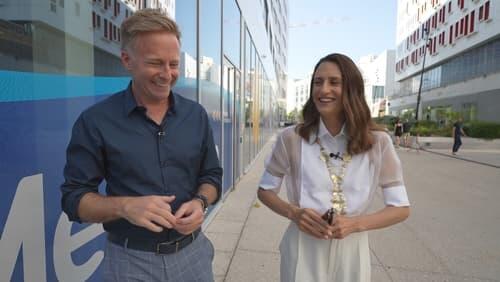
top-left (408, 132), bottom-right (421, 153)
top-left (402, 119), bottom-right (411, 148)
top-left (257, 53), bottom-right (410, 282)
top-left (452, 117), bottom-right (467, 155)
top-left (394, 117), bottom-right (403, 147)
top-left (439, 119), bottom-right (445, 128)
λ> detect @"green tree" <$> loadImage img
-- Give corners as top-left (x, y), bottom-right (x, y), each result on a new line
top-left (287, 108), bottom-right (300, 122)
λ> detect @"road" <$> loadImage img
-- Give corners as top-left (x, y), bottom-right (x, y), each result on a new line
top-left (206, 139), bottom-right (500, 281)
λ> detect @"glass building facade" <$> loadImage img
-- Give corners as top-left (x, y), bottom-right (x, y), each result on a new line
top-left (0, 1), bottom-right (286, 281)
top-left (393, 0), bottom-right (500, 122)
top-left (395, 38), bottom-right (500, 97)
top-left (392, 37), bottom-right (500, 122)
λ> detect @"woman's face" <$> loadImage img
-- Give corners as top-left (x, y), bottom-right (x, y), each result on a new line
top-left (312, 61), bottom-right (344, 120)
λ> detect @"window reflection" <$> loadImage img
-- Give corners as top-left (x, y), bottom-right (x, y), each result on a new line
top-left (0, 0), bottom-right (283, 211)
top-left (199, 0), bottom-right (222, 170)
top-left (174, 0), bottom-right (198, 101)
top-left (242, 28), bottom-right (252, 169)
top-left (223, 0), bottom-right (241, 68)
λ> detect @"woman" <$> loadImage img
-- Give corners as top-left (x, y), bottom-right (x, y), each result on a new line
top-left (394, 117), bottom-right (403, 147)
top-left (258, 53), bottom-right (410, 282)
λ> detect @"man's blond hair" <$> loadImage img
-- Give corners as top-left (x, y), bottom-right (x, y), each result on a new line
top-left (120, 8), bottom-right (181, 50)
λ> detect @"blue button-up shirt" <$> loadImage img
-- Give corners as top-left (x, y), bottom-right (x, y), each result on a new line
top-left (61, 83), bottom-right (222, 240)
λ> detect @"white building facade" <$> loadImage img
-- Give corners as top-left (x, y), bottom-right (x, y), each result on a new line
top-left (0, 0), bottom-right (175, 76)
top-left (358, 50), bottom-right (396, 117)
top-left (392, 0), bottom-right (500, 122)
top-left (286, 74), bottom-right (311, 116)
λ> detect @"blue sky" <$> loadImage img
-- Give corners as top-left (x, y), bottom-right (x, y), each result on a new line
top-left (288, 0), bottom-right (397, 79)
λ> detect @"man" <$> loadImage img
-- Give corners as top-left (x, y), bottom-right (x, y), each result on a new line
top-left (452, 117), bottom-right (467, 155)
top-left (60, 9), bottom-right (222, 281)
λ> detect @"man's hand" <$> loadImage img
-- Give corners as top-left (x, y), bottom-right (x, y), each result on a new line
top-left (290, 207), bottom-right (333, 239)
top-left (174, 200), bottom-right (205, 235)
top-left (121, 195), bottom-right (177, 233)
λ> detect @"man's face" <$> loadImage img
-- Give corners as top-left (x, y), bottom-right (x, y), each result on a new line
top-left (121, 32), bottom-right (180, 103)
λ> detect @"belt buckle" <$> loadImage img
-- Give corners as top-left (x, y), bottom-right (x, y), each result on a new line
top-left (156, 239), bottom-right (176, 255)
top-left (155, 233), bottom-right (196, 254)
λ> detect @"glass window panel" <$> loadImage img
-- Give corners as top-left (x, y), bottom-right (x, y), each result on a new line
top-left (250, 39), bottom-right (256, 159)
top-left (480, 44), bottom-right (488, 75)
top-left (199, 0), bottom-right (222, 176)
top-left (234, 69), bottom-right (242, 179)
top-left (490, 41), bottom-right (500, 73)
top-left (173, 0), bottom-right (198, 101)
top-left (243, 28), bottom-right (252, 169)
top-left (222, 58), bottom-right (234, 191)
top-left (223, 0), bottom-right (241, 68)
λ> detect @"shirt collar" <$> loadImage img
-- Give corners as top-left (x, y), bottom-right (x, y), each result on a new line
top-left (308, 118), bottom-right (347, 144)
top-left (123, 82), bottom-right (139, 116)
top-left (123, 81), bottom-right (177, 116)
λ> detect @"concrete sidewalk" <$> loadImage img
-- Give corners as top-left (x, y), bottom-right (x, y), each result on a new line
top-left (414, 136), bottom-right (500, 167)
top-left (205, 134), bottom-right (500, 282)
top-left (205, 136), bottom-right (283, 282)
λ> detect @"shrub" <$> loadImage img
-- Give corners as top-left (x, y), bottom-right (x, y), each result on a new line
top-left (411, 125), bottom-right (432, 136)
top-left (464, 121), bottom-right (500, 139)
top-left (409, 121), bottom-right (436, 136)
top-left (433, 126), bottom-right (453, 137)
top-left (415, 120), bottom-right (438, 129)
top-left (373, 115), bottom-right (397, 131)
top-left (374, 118), bottom-right (500, 139)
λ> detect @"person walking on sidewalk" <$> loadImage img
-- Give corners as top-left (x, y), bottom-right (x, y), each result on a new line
top-left (402, 118), bottom-right (412, 148)
top-left (60, 9), bottom-right (221, 282)
top-left (257, 53), bottom-right (410, 282)
top-left (394, 117), bottom-right (403, 147)
top-left (452, 117), bottom-right (467, 155)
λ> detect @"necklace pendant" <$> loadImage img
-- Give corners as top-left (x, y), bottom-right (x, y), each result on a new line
top-left (343, 154), bottom-right (352, 162)
top-left (317, 137), bottom-right (351, 216)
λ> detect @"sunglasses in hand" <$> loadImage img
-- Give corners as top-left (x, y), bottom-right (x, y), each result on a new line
top-left (322, 208), bottom-right (335, 225)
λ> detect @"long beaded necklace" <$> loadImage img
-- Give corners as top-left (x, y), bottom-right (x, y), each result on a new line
top-left (316, 137), bottom-right (352, 215)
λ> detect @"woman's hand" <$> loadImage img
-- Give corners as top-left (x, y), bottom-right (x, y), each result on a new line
top-left (290, 206), bottom-right (333, 239)
top-left (330, 215), bottom-right (360, 239)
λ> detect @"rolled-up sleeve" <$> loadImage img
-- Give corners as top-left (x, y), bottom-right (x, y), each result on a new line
top-left (259, 171), bottom-right (283, 190)
top-left (60, 113), bottom-right (105, 222)
top-left (258, 132), bottom-right (290, 193)
top-left (197, 110), bottom-right (223, 203)
top-left (378, 133), bottom-right (410, 207)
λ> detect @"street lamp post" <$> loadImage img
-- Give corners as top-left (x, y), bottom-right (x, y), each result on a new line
top-left (415, 28), bottom-right (430, 122)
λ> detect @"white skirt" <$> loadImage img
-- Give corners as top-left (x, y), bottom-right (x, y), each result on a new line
top-left (279, 223), bottom-right (371, 282)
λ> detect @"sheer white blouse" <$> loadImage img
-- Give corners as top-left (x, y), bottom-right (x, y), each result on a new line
top-left (259, 120), bottom-right (409, 216)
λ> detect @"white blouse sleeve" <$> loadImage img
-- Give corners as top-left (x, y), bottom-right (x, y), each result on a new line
top-left (259, 171), bottom-right (283, 190)
top-left (378, 133), bottom-right (410, 207)
top-left (258, 132), bottom-right (290, 193)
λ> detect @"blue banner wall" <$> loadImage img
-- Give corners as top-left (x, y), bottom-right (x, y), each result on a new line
top-left (0, 71), bottom-right (130, 282)
top-left (0, 70), bottom-right (228, 281)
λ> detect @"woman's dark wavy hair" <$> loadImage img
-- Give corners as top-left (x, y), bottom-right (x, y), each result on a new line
top-left (296, 53), bottom-right (383, 155)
